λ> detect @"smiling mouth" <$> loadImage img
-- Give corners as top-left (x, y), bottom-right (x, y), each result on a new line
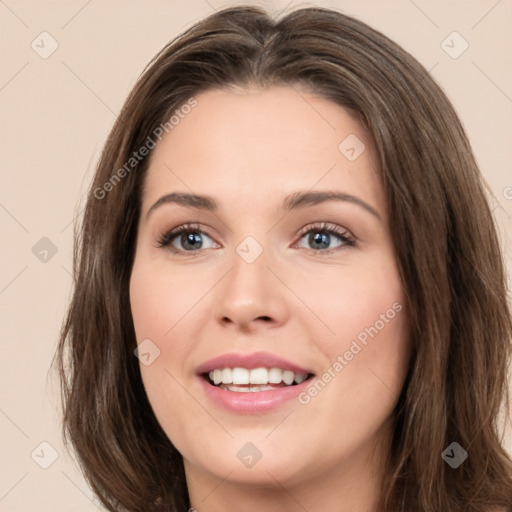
top-left (202, 367), bottom-right (315, 392)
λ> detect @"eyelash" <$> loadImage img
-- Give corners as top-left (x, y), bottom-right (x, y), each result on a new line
top-left (154, 221), bottom-right (355, 255)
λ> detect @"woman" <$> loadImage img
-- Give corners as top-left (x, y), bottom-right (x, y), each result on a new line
top-left (56, 5), bottom-right (512, 511)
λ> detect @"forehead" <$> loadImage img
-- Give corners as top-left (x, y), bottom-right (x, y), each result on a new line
top-left (141, 86), bottom-right (384, 217)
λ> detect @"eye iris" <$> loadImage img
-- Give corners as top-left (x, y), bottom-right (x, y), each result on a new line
top-left (310, 231), bottom-right (330, 250)
top-left (181, 232), bottom-right (202, 250)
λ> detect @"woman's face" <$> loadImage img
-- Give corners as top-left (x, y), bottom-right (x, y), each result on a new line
top-left (130, 85), bottom-right (410, 500)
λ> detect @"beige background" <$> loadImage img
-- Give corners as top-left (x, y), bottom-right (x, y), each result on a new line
top-left (1, 0), bottom-right (511, 510)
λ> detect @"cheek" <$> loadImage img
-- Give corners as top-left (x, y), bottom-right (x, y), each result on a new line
top-left (306, 294), bottom-right (409, 441)
top-left (294, 249), bottom-right (406, 355)
top-left (298, 255), bottom-right (410, 418)
top-left (129, 258), bottom-right (210, 453)
top-left (129, 258), bottom-right (200, 341)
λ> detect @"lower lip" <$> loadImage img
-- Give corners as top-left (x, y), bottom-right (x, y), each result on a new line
top-left (198, 376), bottom-right (313, 414)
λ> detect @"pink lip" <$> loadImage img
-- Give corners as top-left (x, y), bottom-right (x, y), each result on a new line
top-left (195, 351), bottom-right (315, 414)
top-left (198, 376), bottom-right (313, 414)
top-left (195, 351), bottom-right (313, 375)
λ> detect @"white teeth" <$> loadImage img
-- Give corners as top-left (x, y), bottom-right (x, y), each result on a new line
top-left (206, 367), bottom-right (309, 387)
top-left (294, 373), bottom-right (306, 384)
top-left (221, 368), bottom-right (232, 384)
top-left (249, 367), bottom-right (268, 384)
top-left (232, 367), bottom-right (250, 385)
top-left (268, 367), bottom-right (283, 384)
top-left (282, 370), bottom-right (294, 385)
top-left (224, 385), bottom-right (276, 392)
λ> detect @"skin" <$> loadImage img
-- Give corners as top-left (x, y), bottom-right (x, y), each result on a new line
top-left (129, 85), bottom-right (411, 512)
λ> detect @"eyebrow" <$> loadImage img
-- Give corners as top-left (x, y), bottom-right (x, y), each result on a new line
top-left (146, 190), bottom-right (381, 220)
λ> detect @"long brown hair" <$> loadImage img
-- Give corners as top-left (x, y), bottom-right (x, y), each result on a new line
top-left (56, 5), bottom-right (512, 511)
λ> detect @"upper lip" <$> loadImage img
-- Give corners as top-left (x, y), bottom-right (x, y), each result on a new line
top-left (196, 351), bottom-right (314, 376)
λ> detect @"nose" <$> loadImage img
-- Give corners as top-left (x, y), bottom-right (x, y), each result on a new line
top-left (214, 247), bottom-right (290, 333)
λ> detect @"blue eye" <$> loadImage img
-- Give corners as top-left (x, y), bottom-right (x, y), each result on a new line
top-left (156, 223), bottom-right (216, 252)
top-left (156, 222), bottom-right (355, 255)
top-left (295, 222), bottom-right (355, 253)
